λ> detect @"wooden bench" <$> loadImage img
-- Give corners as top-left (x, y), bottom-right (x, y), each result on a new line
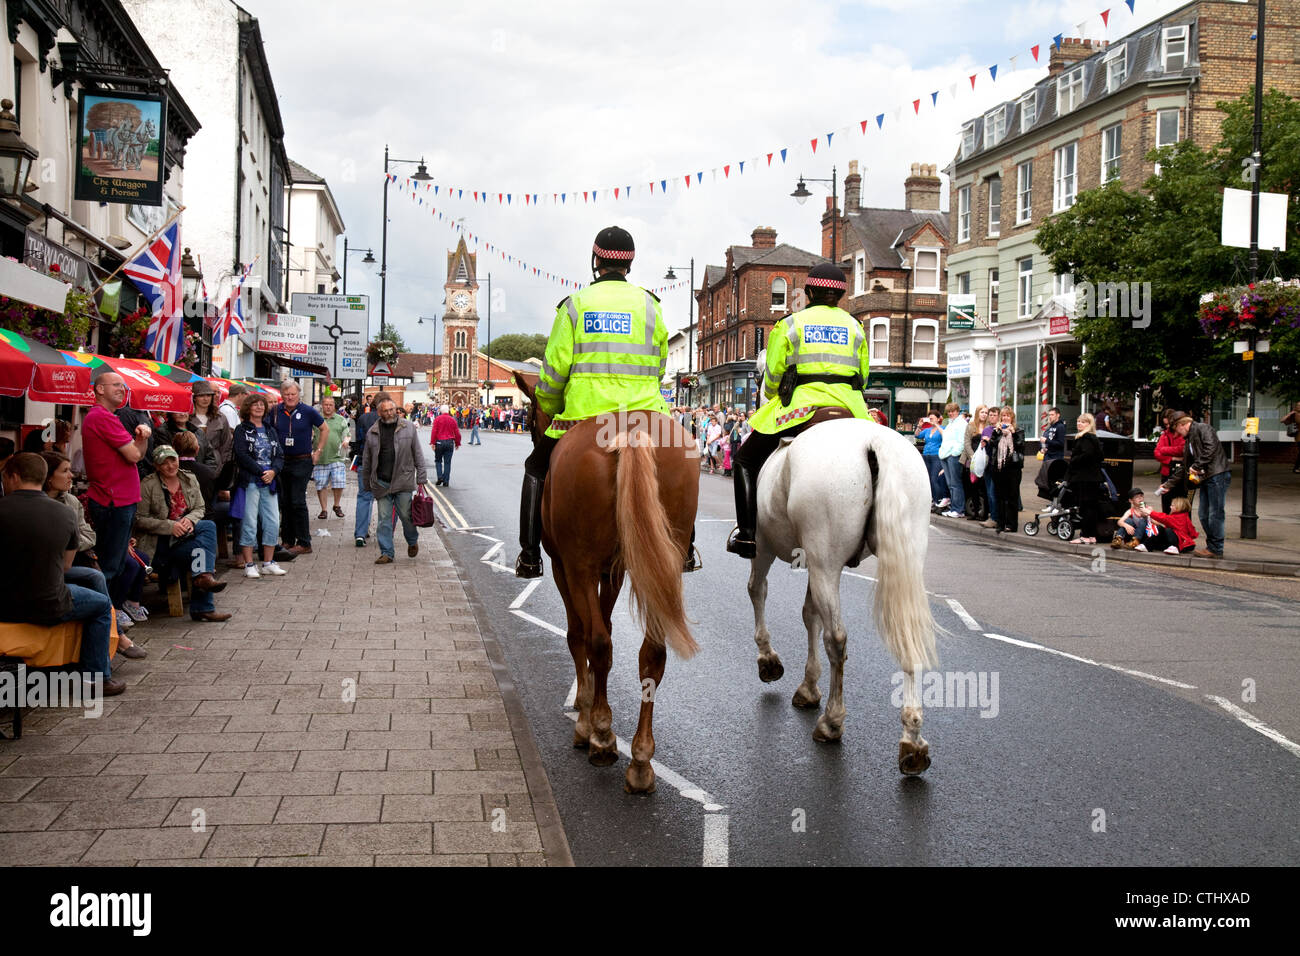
top-left (0, 619), bottom-right (121, 739)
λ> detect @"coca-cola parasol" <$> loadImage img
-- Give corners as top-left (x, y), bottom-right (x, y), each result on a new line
top-left (61, 352), bottom-right (202, 413)
top-left (0, 328), bottom-right (93, 403)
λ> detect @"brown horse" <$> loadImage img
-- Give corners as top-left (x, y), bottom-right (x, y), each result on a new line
top-left (514, 372), bottom-right (699, 793)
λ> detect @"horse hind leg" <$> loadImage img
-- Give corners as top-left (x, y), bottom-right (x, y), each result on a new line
top-left (625, 636), bottom-right (665, 794)
top-left (583, 582), bottom-right (618, 767)
top-left (809, 565), bottom-right (847, 743)
top-left (791, 584), bottom-right (823, 709)
top-left (747, 549), bottom-right (784, 683)
top-left (554, 556), bottom-right (593, 750)
top-left (898, 669), bottom-right (931, 775)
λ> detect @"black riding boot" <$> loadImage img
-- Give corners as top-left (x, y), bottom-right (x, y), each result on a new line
top-left (515, 474), bottom-right (545, 578)
top-left (726, 463), bottom-right (759, 558)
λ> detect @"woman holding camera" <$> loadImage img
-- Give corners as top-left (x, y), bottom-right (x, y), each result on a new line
top-left (985, 407), bottom-right (1025, 534)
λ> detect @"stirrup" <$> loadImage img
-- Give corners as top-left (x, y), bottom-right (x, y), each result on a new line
top-left (515, 551), bottom-right (543, 579)
top-left (725, 526), bottom-right (756, 559)
top-left (683, 545), bottom-right (702, 573)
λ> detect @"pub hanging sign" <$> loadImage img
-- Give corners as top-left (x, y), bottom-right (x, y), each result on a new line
top-left (74, 89), bottom-right (168, 206)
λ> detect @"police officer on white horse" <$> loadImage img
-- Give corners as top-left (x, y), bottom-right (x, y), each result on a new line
top-left (727, 262), bottom-right (871, 558)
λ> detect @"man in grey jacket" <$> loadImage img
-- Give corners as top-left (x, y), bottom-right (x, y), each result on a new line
top-left (360, 398), bottom-right (428, 564)
top-left (1173, 415), bottom-right (1230, 558)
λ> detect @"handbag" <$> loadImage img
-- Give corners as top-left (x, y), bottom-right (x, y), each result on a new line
top-left (1288, 422), bottom-right (1299, 438)
top-left (228, 484), bottom-right (247, 521)
top-left (411, 484), bottom-right (435, 528)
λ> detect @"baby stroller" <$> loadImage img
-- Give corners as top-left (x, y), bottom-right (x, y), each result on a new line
top-left (1023, 458), bottom-right (1082, 541)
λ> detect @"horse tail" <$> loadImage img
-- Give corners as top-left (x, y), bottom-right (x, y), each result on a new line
top-left (868, 438), bottom-right (939, 673)
top-left (614, 427), bottom-right (699, 660)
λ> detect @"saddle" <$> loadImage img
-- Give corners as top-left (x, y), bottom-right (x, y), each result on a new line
top-left (776, 406), bottom-right (855, 447)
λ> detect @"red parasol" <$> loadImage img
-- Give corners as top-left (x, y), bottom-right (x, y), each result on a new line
top-left (0, 329), bottom-right (93, 403)
top-left (61, 352), bottom-right (198, 413)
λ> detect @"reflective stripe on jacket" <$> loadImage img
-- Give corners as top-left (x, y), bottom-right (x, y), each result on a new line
top-left (536, 274), bottom-right (668, 439)
top-left (748, 304), bottom-right (870, 434)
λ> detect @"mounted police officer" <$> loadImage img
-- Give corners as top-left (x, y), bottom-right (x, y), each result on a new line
top-left (726, 262), bottom-right (871, 558)
top-left (517, 226), bottom-right (701, 578)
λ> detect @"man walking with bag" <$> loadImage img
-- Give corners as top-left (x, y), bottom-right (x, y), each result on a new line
top-left (430, 405), bottom-right (462, 486)
top-left (361, 398), bottom-right (428, 564)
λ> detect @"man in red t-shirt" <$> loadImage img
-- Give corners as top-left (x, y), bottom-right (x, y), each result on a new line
top-left (83, 371), bottom-right (150, 610)
top-left (430, 405), bottom-right (462, 487)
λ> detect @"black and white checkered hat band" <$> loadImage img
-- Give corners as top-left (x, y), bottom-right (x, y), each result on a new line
top-left (806, 276), bottom-right (846, 290)
top-left (593, 245), bottom-right (635, 260)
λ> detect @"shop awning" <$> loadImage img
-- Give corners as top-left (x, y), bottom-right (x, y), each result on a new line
top-left (61, 352), bottom-right (203, 413)
top-left (206, 376), bottom-right (282, 403)
top-left (0, 329), bottom-right (93, 403)
top-left (0, 255), bottom-right (70, 313)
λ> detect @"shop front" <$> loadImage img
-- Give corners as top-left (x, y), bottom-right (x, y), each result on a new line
top-left (864, 368), bottom-right (949, 434)
top-left (700, 361), bottom-right (760, 412)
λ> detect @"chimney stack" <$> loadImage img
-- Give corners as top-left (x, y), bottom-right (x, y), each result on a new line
top-left (844, 160), bottom-right (862, 211)
top-left (750, 226), bottom-right (777, 249)
top-left (904, 162), bottom-right (941, 212)
top-left (1048, 37), bottom-right (1104, 77)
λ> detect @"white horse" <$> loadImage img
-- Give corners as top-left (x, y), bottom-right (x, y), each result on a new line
top-left (744, 360), bottom-right (939, 774)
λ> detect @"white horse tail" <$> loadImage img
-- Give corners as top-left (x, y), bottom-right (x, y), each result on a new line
top-left (868, 442), bottom-right (939, 673)
top-left (613, 428), bottom-right (699, 660)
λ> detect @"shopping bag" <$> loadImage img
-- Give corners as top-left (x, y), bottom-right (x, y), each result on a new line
top-left (970, 445), bottom-right (988, 478)
top-left (411, 484), bottom-right (436, 528)
top-left (229, 484), bottom-right (247, 521)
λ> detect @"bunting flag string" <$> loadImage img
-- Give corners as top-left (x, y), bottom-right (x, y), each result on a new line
top-left (389, 0), bottom-right (1147, 207)
top-left (391, 189), bottom-right (691, 296)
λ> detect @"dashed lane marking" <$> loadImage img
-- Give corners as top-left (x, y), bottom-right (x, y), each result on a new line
top-left (946, 599), bottom-right (982, 631)
top-left (511, 609), bottom-right (567, 637)
top-left (510, 579), bottom-right (542, 609)
top-left (1205, 696), bottom-right (1300, 760)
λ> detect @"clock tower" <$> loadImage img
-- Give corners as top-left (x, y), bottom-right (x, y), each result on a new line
top-left (442, 237), bottom-right (480, 406)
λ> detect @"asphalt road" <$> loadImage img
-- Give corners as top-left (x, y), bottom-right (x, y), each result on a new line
top-left (419, 426), bottom-right (1300, 867)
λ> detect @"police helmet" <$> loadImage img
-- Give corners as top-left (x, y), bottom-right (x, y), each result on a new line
top-left (591, 226), bottom-right (635, 277)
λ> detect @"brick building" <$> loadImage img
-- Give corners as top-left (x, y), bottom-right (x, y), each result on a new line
top-left (835, 160), bottom-right (950, 431)
top-left (945, 0), bottom-right (1300, 442)
top-left (694, 228), bottom-right (828, 410)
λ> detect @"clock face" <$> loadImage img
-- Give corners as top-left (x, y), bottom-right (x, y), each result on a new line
top-left (452, 292), bottom-right (471, 313)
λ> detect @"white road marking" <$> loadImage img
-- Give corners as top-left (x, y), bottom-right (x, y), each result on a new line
top-left (480, 541), bottom-right (503, 563)
top-left (946, 599), bottom-right (982, 631)
top-left (1205, 697), bottom-right (1300, 759)
top-left (484, 561), bottom-right (515, 574)
top-left (510, 579), bottom-right (542, 609)
top-left (844, 571), bottom-right (877, 582)
top-left (982, 632), bottom-right (1046, 650)
top-left (1098, 663), bottom-right (1197, 690)
top-left (564, 677), bottom-right (577, 710)
top-left (511, 608), bottom-right (567, 637)
top-left (697, 518), bottom-right (734, 522)
top-left (703, 814), bottom-right (730, 867)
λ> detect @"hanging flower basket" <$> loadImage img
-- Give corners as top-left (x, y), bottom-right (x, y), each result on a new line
top-left (365, 339), bottom-right (399, 365)
top-left (1199, 278), bottom-right (1300, 338)
top-left (679, 373), bottom-right (700, 389)
top-left (0, 258), bottom-right (98, 351)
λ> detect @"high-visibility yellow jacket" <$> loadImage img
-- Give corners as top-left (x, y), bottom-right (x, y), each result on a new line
top-left (535, 273), bottom-right (669, 439)
top-left (748, 304), bottom-right (870, 434)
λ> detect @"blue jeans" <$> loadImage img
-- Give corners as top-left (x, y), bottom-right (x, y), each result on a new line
top-left (374, 479), bottom-right (418, 558)
top-left (240, 481), bottom-right (280, 549)
top-left (434, 440), bottom-right (455, 484)
top-left (87, 500), bottom-right (136, 608)
top-left (57, 583), bottom-right (113, 678)
top-left (923, 454), bottom-right (946, 503)
top-left (940, 457), bottom-right (965, 513)
top-left (1117, 516), bottom-right (1150, 541)
top-left (355, 486), bottom-right (374, 539)
top-left (469, 425), bottom-right (481, 444)
top-left (154, 520), bottom-right (218, 613)
top-left (984, 473), bottom-right (999, 523)
top-left (1198, 470), bottom-right (1230, 555)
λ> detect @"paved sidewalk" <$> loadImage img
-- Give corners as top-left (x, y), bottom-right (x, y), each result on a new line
top-left (932, 460), bottom-right (1300, 576)
top-left (0, 480), bottom-right (570, 866)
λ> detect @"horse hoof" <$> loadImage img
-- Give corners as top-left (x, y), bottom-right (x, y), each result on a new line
top-left (791, 686), bottom-right (821, 709)
top-left (812, 717), bottom-right (842, 743)
top-left (757, 654), bottom-right (785, 683)
top-left (898, 741), bottom-right (931, 775)
top-left (624, 763), bottom-right (656, 794)
top-left (589, 747), bottom-right (618, 767)
top-left (572, 728), bottom-right (590, 749)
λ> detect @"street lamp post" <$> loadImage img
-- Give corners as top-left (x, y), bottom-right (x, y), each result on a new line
top-left (341, 237), bottom-right (375, 294)
top-left (380, 144), bottom-right (432, 339)
top-left (484, 272), bottom-right (493, 407)
top-left (791, 165), bottom-right (839, 265)
top-left (180, 246), bottom-right (209, 374)
top-left (663, 259), bottom-right (694, 405)
top-left (1238, 0), bottom-right (1267, 540)
top-left (417, 314), bottom-right (438, 404)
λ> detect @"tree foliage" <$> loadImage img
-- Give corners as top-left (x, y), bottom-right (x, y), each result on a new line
top-left (374, 325), bottom-right (409, 354)
top-left (484, 333), bottom-right (548, 361)
top-left (1035, 88), bottom-right (1300, 413)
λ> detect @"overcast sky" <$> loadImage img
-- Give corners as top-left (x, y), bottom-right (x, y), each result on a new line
top-left (248, 0), bottom-right (1192, 350)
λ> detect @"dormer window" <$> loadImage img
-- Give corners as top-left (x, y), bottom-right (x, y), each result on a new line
top-left (983, 107), bottom-right (1006, 149)
top-left (1019, 91), bottom-right (1037, 133)
top-left (1104, 45), bottom-right (1127, 92)
top-left (961, 122), bottom-right (976, 159)
top-left (1057, 66), bottom-right (1085, 115)
top-left (1162, 26), bottom-right (1188, 72)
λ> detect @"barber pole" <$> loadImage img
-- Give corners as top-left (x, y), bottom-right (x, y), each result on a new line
top-left (1040, 350), bottom-right (1050, 427)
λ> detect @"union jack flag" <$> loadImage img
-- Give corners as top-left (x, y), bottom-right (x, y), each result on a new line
top-left (213, 258), bottom-right (255, 347)
top-left (123, 221), bottom-right (185, 365)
